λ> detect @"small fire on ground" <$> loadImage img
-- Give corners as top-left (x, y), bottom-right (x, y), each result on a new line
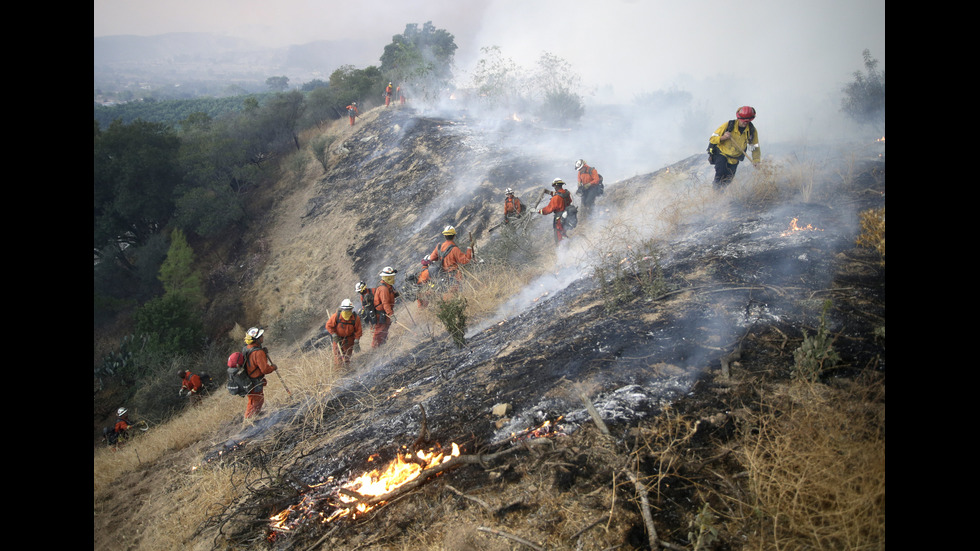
top-left (269, 442), bottom-right (461, 537)
top-left (780, 217), bottom-right (823, 237)
top-left (268, 419), bottom-right (566, 540)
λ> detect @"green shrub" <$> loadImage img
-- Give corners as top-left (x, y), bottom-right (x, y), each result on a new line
top-left (435, 296), bottom-right (468, 348)
top-left (135, 294), bottom-right (206, 356)
top-left (593, 239), bottom-right (669, 312)
top-left (792, 300), bottom-right (840, 382)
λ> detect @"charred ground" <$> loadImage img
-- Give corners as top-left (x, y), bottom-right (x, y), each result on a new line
top-left (94, 105), bottom-right (884, 551)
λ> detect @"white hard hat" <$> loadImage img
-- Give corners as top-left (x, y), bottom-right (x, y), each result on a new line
top-left (355, 281), bottom-right (367, 293)
top-left (442, 225), bottom-right (457, 236)
top-left (246, 327), bottom-right (264, 339)
top-left (552, 178), bottom-right (565, 187)
top-left (379, 266), bottom-right (397, 277)
top-left (340, 299), bottom-right (354, 310)
top-left (505, 187), bottom-right (514, 195)
top-left (575, 159), bottom-right (585, 170)
top-left (117, 407), bottom-right (128, 417)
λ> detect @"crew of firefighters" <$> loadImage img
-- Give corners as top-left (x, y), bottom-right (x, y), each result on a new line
top-left (111, 106), bottom-right (759, 428)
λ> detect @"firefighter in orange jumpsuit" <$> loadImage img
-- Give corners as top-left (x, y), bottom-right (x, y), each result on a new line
top-left (113, 407), bottom-right (133, 440)
top-left (416, 256), bottom-right (435, 309)
top-left (503, 188), bottom-right (524, 224)
top-left (428, 225), bottom-right (474, 295)
top-left (397, 85), bottom-right (406, 105)
top-left (346, 102), bottom-right (359, 126)
top-left (325, 299), bottom-right (363, 367)
top-left (178, 370), bottom-right (204, 406)
top-left (574, 159), bottom-right (602, 221)
top-left (384, 82), bottom-right (393, 107)
top-left (539, 178), bottom-right (572, 243)
top-left (372, 267), bottom-right (399, 348)
top-left (243, 327), bottom-right (278, 420)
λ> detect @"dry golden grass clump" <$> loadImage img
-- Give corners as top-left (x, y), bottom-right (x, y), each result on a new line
top-left (857, 206), bottom-right (885, 265)
top-left (737, 376), bottom-right (885, 549)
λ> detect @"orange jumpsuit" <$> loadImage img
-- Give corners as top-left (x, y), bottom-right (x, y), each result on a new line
top-left (417, 267), bottom-right (433, 308)
top-left (325, 310), bottom-right (363, 366)
top-left (243, 344), bottom-right (277, 419)
top-left (576, 164), bottom-right (601, 218)
top-left (372, 282), bottom-right (397, 347)
top-left (346, 104), bottom-right (359, 126)
top-left (428, 240), bottom-right (474, 280)
top-left (540, 190), bottom-right (571, 243)
top-left (504, 196), bottom-right (524, 223)
top-left (181, 372), bottom-right (203, 405)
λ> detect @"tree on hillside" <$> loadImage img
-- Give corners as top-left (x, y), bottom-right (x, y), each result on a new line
top-left (380, 22), bottom-right (457, 101)
top-left (94, 119), bottom-right (182, 256)
top-left (841, 49), bottom-right (885, 132)
top-left (158, 228), bottom-right (205, 308)
top-left (266, 75), bottom-right (290, 91)
top-left (329, 64), bottom-right (384, 107)
top-left (469, 46), bottom-right (529, 111)
top-left (135, 228), bottom-right (207, 356)
top-left (301, 79), bottom-right (329, 91)
top-left (533, 52), bottom-right (585, 125)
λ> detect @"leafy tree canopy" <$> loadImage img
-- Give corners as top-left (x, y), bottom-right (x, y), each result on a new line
top-left (841, 49), bottom-right (885, 130)
top-left (266, 75), bottom-right (290, 91)
top-left (94, 119), bottom-right (182, 251)
top-left (380, 22), bottom-right (457, 99)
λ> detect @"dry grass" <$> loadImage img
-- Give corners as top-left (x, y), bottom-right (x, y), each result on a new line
top-left (728, 159), bottom-right (783, 206)
top-left (737, 376), bottom-right (886, 550)
top-left (857, 207), bottom-right (885, 266)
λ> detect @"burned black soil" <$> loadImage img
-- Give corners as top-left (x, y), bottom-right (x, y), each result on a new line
top-left (95, 105), bottom-right (884, 551)
top-left (198, 156), bottom-right (884, 549)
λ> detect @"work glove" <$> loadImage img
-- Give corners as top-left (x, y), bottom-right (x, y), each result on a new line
top-left (331, 334), bottom-right (340, 343)
top-left (353, 340), bottom-right (361, 353)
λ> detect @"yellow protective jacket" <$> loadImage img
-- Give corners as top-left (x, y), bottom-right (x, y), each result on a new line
top-left (709, 121), bottom-right (760, 164)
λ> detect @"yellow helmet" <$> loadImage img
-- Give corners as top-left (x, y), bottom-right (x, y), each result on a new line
top-left (442, 225), bottom-right (457, 236)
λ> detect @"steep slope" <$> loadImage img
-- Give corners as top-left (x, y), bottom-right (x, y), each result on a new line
top-left (97, 105), bottom-right (885, 551)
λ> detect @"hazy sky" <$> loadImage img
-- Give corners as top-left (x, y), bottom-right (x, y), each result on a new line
top-left (95, 0), bottom-right (884, 143)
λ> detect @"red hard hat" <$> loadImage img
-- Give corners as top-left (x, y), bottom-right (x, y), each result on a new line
top-left (736, 106), bottom-right (756, 121)
top-left (228, 352), bottom-right (244, 368)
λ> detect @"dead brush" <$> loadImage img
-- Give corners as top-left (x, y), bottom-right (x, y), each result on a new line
top-left (736, 377), bottom-right (886, 549)
top-left (729, 159), bottom-right (782, 207)
top-left (627, 404), bottom-right (701, 499)
top-left (856, 206), bottom-right (885, 265)
top-left (582, 226), bottom-right (671, 311)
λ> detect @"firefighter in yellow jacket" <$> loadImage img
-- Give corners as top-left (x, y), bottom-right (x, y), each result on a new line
top-left (708, 106), bottom-right (761, 190)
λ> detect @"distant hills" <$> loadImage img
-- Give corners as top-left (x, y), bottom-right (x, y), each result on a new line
top-left (94, 32), bottom-right (383, 99)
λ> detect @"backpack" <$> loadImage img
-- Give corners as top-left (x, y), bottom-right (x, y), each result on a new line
top-left (359, 288), bottom-right (378, 324)
top-left (596, 173), bottom-right (604, 196)
top-left (707, 120), bottom-right (755, 163)
top-left (198, 372), bottom-right (214, 394)
top-left (562, 204), bottom-right (578, 230)
top-left (428, 242), bottom-right (459, 280)
top-left (102, 425), bottom-right (119, 445)
top-left (226, 349), bottom-right (263, 397)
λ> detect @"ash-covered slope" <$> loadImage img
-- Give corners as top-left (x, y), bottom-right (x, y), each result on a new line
top-left (207, 105), bottom-right (884, 549)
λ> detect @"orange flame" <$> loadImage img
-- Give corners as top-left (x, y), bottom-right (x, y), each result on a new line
top-left (269, 442), bottom-right (462, 533)
top-left (780, 217), bottom-right (823, 236)
top-left (510, 417), bottom-right (565, 441)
